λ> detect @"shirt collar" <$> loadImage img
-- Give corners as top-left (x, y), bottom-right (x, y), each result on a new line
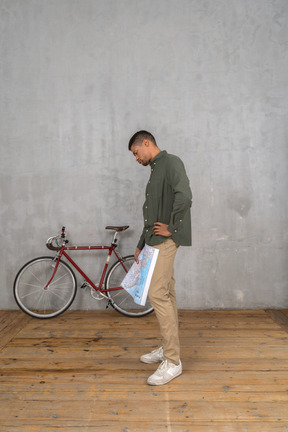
top-left (150, 150), bottom-right (167, 166)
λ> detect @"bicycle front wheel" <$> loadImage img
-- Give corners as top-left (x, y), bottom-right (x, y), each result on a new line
top-left (14, 256), bottom-right (77, 319)
top-left (105, 255), bottom-right (154, 318)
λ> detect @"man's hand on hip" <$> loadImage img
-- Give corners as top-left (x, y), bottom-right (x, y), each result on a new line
top-left (153, 222), bottom-right (172, 237)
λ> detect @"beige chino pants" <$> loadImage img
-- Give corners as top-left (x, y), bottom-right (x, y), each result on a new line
top-left (148, 238), bottom-right (180, 365)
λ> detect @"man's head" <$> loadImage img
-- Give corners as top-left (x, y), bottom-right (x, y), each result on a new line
top-left (128, 130), bottom-right (160, 166)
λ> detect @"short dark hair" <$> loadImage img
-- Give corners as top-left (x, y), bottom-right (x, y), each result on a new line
top-left (128, 130), bottom-right (157, 150)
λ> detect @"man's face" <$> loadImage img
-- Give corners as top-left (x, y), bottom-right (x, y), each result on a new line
top-left (130, 142), bottom-right (151, 166)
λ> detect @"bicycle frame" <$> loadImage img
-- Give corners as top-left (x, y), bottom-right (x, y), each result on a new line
top-left (45, 241), bottom-right (128, 293)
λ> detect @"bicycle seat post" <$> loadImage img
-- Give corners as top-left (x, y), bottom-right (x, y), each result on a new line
top-left (112, 231), bottom-right (118, 246)
top-left (105, 225), bottom-right (129, 247)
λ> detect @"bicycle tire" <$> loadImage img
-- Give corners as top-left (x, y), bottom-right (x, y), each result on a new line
top-left (105, 255), bottom-right (154, 318)
top-left (14, 256), bottom-right (77, 319)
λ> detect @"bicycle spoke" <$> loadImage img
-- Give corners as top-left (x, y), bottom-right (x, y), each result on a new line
top-left (49, 271), bottom-right (71, 285)
top-left (28, 267), bottom-right (46, 285)
top-left (18, 288), bottom-right (44, 299)
top-left (47, 287), bottom-right (72, 302)
top-left (21, 282), bottom-right (44, 289)
top-left (35, 291), bottom-right (46, 311)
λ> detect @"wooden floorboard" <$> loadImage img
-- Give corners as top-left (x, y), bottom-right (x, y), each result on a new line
top-left (0, 310), bottom-right (32, 351)
top-left (0, 309), bottom-right (288, 431)
top-left (265, 309), bottom-right (288, 333)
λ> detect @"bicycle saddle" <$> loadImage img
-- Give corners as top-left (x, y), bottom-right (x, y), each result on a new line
top-left (105, 225), bottom-right (129, 232)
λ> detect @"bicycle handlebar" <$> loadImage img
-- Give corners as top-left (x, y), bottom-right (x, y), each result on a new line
top-left (46, 236), bottom-right (66, 251)
top-left (46, 226), bottom-right (68, 251)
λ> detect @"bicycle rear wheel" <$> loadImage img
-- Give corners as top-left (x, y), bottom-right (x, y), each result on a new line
top-left (14, 256), bottom-right (77, 319)
top-left (105, 255), bottom-right (154, 317)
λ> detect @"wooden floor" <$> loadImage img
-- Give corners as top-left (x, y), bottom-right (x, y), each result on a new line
top-left (1, 309), bottom-right (288, 432)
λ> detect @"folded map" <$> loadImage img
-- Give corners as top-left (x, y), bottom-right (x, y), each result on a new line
top-left (121, 244), bottom-right (159, 306)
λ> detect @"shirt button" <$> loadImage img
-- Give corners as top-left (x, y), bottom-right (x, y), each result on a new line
top-left (174, 230), bottom-right (177, 233)
top-left (146, 229), bottom-right (148, 232)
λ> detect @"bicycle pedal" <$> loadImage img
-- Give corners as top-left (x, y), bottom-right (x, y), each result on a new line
top-left (80, 282), bottom-right (89, 289)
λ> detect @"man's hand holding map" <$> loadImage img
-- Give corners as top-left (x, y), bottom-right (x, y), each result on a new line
top-left (121, 244), bottom-right (159, 306)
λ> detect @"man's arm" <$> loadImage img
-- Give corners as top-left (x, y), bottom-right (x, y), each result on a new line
top-left (134, 228), bottom-right (145, 263)
top-left (167, 157), bottom-right (192, 235)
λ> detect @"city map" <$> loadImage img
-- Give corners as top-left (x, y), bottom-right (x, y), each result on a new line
top-left (121, 244), bottom-right (159, 305)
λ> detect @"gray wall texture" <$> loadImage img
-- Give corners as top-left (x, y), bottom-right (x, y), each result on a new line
top-left (1, 0), bottom-right (288, 310)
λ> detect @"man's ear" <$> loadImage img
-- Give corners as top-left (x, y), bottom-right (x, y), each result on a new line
top-left (143, 139), bottom-right (150, 147)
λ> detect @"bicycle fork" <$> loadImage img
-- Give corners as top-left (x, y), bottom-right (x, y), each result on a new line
top-left (43, 251), bottom-right (63, 289)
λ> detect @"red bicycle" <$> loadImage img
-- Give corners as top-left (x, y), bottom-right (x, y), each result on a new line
top-left (13, 226), bottom-right (153, 319)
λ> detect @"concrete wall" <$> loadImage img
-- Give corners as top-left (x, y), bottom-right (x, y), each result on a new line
top-left (1, 0), bottom-right (288, 310)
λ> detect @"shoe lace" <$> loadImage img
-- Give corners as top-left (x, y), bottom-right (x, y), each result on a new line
top-left (158, 360), bottom-right (168, 370)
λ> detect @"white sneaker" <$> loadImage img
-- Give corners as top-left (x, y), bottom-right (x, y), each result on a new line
top-left (140, 346), bottom-right (164, 364)
top-left (147, 360), bottom-right (182, 385)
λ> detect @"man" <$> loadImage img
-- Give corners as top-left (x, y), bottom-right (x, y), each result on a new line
top-left (128, 130), bottom-right (192, 385)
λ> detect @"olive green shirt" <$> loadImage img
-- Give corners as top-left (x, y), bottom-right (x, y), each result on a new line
top-left (137, 150), bottom-right (192, 250)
